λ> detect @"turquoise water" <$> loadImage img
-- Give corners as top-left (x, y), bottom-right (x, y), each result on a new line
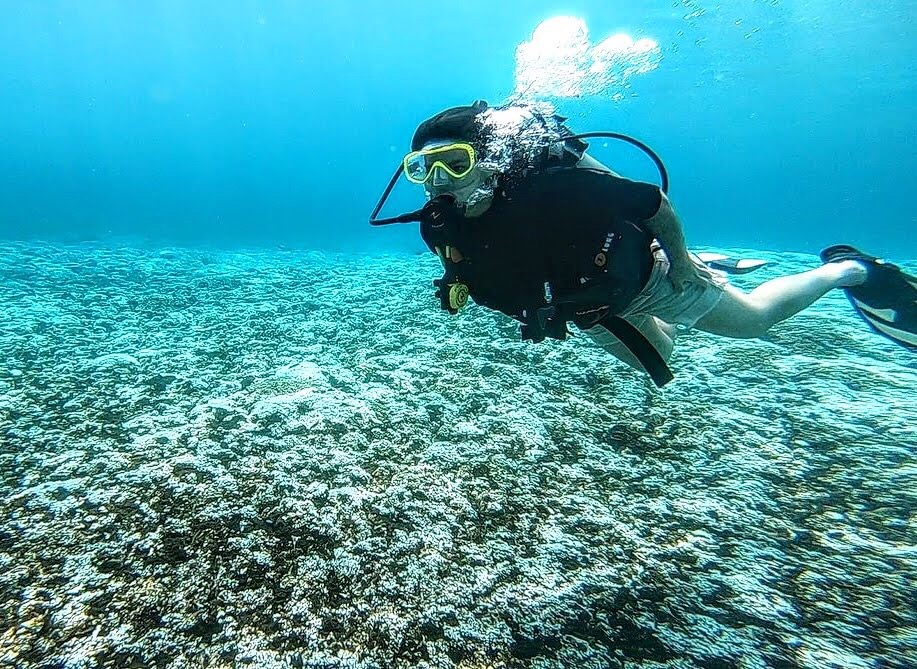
top-left (1, 1), bottom-right (914, 254)
top-left (1, 3), bottom-right (916, 668)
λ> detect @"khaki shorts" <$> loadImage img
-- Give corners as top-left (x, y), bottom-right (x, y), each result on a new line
top-left (620, 244), bottom-right (728, 328)
top-left (580, 244), bottom-right (727, 359)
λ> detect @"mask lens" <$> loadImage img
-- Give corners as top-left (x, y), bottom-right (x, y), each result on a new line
top-left (404, 153), bottom-right (429, 183)
top-left (429, 147), bottom-right (473, 177)
top-left (403, 144), bottom-right (475, 183)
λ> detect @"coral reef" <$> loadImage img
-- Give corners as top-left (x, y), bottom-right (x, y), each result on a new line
top-left (1, 242), bottom-right (914, 668)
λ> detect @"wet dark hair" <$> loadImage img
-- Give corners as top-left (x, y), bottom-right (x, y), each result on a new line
top-left (411, 100), bottom-right (489, 152)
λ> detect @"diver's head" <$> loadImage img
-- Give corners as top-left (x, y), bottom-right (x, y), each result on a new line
top-left (406, 99), bottom-right (575, 215)
top-left (405, 139), bottom-right (497, 213)
top-left (406, 101), bottom-right (497, 216)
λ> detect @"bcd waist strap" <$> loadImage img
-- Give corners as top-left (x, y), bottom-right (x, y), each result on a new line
top-left (596, 314), bottom-right (674, 387)
top-left (522, 304), bottom-right (674, 388)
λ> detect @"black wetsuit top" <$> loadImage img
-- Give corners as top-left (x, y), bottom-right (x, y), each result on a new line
top-left (426, 167), bottom-right (661, 324)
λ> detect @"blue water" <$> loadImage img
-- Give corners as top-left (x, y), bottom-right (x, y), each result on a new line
top-left (1, 1), bottom-right (914, 256)
top-left (2, 4), bottom-right (917, 667)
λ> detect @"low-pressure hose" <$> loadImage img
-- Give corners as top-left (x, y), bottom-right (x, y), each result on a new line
top-left (563, 132), bottom-right (669, 194)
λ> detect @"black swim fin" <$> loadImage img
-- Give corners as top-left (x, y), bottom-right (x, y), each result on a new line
top-left (820, 245), bottom-right (917, 351)
top-left (695, 252), bottom-right (769, 275)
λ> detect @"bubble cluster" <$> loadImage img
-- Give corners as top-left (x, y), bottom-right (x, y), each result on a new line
top-left (514, 16), bottom-right (662, 101)
top-left (472, 101), bottom-right (569, 191)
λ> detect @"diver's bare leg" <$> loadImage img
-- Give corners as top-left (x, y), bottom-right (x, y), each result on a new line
top-left (695, 261), bottom-right (866, 338)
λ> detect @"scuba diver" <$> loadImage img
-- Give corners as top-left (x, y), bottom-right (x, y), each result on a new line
top-left (369, 100), bottom-right (916, 386)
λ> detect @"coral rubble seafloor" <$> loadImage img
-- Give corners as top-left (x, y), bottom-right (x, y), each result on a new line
top-left (0, 242), bottom-right (915, 669)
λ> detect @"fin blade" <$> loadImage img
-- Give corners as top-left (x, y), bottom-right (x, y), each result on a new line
top-left (860, 314), bottom-right (917, 348)
top-left (851, 299), bottom-right (917, 349)
top-left (852, 300), bottom-right (896, 324)
top-left (696, 253), bottom-right (769, 275)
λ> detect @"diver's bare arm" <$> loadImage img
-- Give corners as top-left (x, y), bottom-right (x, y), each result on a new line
top-left (642, 193), bottom-right (696, 281)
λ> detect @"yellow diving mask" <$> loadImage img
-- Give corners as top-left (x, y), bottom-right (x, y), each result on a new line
top-left (403, 143), bottom-right (477, 184)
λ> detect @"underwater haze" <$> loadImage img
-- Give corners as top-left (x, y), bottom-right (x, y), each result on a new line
top-left (1, 0), bottom-right (915, 255)
top-left (2, 2), bottom-right (917, 669)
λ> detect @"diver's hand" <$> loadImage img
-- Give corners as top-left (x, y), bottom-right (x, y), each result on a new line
top-left (667, 255), bottom-right (707, 292)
